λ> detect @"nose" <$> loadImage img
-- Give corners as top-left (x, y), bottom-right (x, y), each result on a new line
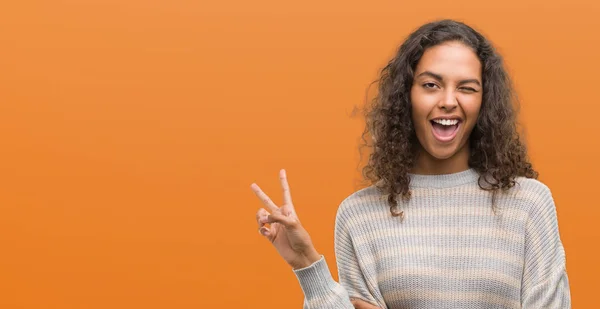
top-left (438, 89), bottom-right (458, 110)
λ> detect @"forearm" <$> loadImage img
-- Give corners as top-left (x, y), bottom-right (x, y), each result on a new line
top-left (294, 256), bottom-right (355, 309)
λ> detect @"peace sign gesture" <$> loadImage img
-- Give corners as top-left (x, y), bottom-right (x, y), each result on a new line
top-left (251, 169), bottom-right (321, 270)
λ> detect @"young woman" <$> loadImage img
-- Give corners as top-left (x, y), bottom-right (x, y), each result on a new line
top-left (251, 19), bottom-right (571, 309)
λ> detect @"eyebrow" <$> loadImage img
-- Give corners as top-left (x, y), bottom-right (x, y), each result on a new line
top-left (416, 71), bottom-right (481, 87)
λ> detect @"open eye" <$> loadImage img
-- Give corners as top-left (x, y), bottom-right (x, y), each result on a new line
top-left (423, 83), bottom-right (438, 89)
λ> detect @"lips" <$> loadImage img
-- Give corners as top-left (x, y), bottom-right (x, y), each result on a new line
top-left (430, 120), bottom-right (461, 142)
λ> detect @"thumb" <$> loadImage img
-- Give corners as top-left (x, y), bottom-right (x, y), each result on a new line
top-left (267, 211), bottom-right (299, 229)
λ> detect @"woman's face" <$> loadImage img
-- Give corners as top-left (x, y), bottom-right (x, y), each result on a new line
top-left (410, 41), bottom-right (483, 165)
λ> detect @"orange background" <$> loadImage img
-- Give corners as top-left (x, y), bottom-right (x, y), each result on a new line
top-left (1, 0), bottom-right (598, 308)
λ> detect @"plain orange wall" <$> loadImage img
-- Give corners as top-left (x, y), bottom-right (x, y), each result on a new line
top-left (1, 0), bottom-right (598, 308)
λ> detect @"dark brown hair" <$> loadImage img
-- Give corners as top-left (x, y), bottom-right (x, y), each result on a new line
top-left (358, 19), bottom-right (538, 217)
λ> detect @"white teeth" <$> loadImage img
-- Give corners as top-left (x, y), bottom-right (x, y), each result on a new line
top-left (433, 119), bottom-right (459, 126)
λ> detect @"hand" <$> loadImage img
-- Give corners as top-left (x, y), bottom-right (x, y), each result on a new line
top-left (351, 298), bottom-right (381, 309)
top-left (251, 169), bottom-right (321, 270)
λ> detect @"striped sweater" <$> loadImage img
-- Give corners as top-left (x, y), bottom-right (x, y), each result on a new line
top-left (293, 169), bottom-right (571, 308)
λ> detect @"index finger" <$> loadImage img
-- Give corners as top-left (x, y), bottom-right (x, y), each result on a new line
top-left (279, 169), bottom-right (293, 205)
top-left (250, 183), bottom-right (279, 212)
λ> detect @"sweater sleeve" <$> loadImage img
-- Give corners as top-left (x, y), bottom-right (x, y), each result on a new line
top-left (521, 185), bottom-right (571, 308)
top-left (292, 201), bottom-right (383, 309)
top-left (293, 256), bottom-right (354, 309)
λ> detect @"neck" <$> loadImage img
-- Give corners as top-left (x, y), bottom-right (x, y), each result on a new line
top-left (411, 143), bottom-right (471, 175)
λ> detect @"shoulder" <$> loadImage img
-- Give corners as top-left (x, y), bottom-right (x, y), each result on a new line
top-left (511, 176), bottom-right (551, 195)
top-left (338, 185), bottom-right (384, 211)
top-left (505, 177), bottom-right (557, 219)
top-left (335, 185), bottom-right (386, 224)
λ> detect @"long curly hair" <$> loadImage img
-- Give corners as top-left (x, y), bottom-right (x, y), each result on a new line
top-left (359, 19), bottom-right (538, 217)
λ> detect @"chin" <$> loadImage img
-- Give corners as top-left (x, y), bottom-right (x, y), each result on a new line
top-left (431, 152), bottom-right (456, 161)
top-left (426, 144), bottom-right (460, 160)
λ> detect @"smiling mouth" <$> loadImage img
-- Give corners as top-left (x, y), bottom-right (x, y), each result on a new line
top-left (430, 119), bottom-right (461, 142)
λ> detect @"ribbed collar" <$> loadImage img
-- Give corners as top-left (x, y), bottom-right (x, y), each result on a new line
top-left (408, 168), bottom-right (480, 188)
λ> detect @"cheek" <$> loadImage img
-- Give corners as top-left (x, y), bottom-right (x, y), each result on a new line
top-left (460, 95), bottom-right (482, 119)
top-left (410, 105), bottom-right (428, 134)
top-left (461, 98), bottom-right (482, 132)
top-left (410, 89), bottom-right (431, 122)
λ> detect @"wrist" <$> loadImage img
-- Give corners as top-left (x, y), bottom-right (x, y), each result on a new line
top-left (291, 248), bottom-right (321, 270)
